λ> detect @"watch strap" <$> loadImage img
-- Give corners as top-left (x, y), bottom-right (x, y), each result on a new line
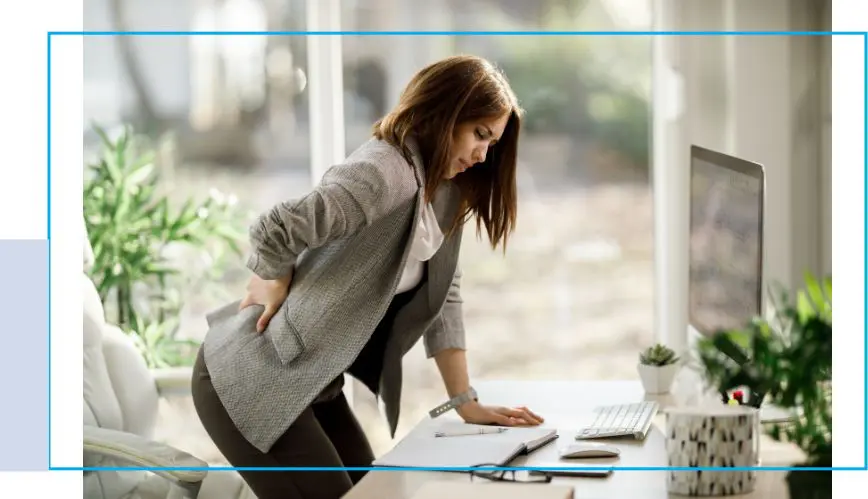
top-left (428, 386), bottom-right (478, 418)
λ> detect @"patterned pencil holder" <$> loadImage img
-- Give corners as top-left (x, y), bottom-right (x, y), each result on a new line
top-left (665, 406), bottom-right (760, 496)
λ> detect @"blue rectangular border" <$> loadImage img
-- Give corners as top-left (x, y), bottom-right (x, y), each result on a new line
top-left (49, 30), bottom-right (868, 473)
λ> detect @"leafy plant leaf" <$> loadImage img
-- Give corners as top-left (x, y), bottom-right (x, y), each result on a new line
top-left (84, 123), bottom-right (246, 367)
top-left (693, 271), bottom-right (832, 465)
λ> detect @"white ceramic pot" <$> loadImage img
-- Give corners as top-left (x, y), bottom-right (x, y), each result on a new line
top-left (637, 363), bottom-right (679, 394)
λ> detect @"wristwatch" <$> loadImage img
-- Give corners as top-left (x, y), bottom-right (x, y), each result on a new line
top-left (428, 386), bottom-right (478, 418)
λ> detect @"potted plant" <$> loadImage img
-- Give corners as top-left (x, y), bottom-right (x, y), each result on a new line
top-left (637, 343), bottom-right (681, 394)
top-left (696, 273), bottom-right (831, 499)
top-left (84, 124), bottom-right (248, 369)
top-left (694, 316), bottom-right (775, 410)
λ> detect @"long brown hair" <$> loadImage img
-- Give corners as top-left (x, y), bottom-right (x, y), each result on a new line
top-left (372, 54), bottom-right (522, 251)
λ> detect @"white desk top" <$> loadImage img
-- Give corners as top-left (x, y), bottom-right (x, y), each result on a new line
top-left (343, 376), bottom-right (803, 499)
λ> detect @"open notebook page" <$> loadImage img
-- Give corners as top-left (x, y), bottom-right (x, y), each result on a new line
top-left (373, 420), bottom-right (558, 469)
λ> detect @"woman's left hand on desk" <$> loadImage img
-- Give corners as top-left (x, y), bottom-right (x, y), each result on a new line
top-left (457, 401), bottom-right (544, 426)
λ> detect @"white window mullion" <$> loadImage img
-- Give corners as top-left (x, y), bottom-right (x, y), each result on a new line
top-left (651, 0), bottom-right (689, 356)
top-left (306, 0), bottom-right (345, 181)
top-left (305, 0), bottom-right (353, 405)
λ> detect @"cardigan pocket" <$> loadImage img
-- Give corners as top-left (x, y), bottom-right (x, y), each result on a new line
top-left (266, 297), bottom-right (306, 365)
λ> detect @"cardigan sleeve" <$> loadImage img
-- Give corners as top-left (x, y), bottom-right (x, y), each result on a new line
top-left (246, 160), bottom-right (410, 280)
top-left (423, 265), bottom-right (466, 357)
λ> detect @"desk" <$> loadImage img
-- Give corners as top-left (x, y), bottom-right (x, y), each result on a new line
top-left (343, 378), bottom-right (804, 498)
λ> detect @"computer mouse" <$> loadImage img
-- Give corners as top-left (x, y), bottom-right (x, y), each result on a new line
top-left (558, 442), bottom-right (621, 459)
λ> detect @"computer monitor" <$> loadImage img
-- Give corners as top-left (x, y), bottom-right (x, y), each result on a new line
top-left (688, 145), bottom-right (765, 337)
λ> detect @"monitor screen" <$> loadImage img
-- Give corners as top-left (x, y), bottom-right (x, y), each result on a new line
top-left (688, 146), bottom-right (765, 336)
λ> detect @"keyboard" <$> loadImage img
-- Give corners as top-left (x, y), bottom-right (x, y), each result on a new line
top-left (575, 401), bottom-right (659, 441)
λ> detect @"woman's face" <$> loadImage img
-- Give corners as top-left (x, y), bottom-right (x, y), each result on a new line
top-left (445, 113), bottom-right (509, 179)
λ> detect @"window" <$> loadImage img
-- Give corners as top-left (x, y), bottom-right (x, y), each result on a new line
top-left (83, 0), bottom-right (312, 464)
top-left (82, 0), bottom-right (834, 468)
top-left (340, 0), bottom-right (655, 456)
top-left (83, 0), bottom-right (657, 464)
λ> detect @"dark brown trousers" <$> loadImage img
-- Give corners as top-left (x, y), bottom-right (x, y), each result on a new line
top-left (192, 348), bottom-right (374, 499)
top-left (191, 287), bottom-right (417, 499)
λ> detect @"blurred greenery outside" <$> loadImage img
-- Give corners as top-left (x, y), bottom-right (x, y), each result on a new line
top-left (84, 0), bottom-right (655, 461)
top-left (84, 125), bottom-right (251, 368)
top-left (495, 8), bottom-right (651, 169)
top-left (85, 32), bottom-right (651, 370)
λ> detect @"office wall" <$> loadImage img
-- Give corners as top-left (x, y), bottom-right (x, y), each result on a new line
top-left (655, 0), bottom-right (830, 351)
top-left (675, 0), bottom-right (830, 296)
top-left (820, 0), bottom-right (832, 276)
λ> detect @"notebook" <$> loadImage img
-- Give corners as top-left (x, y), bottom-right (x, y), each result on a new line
top-left (410, 480), bottom-right (574, 499)
top-left (372, 421), bottom-right (559, 469)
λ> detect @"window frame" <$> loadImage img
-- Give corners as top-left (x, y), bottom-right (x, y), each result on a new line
top-left (302, 0), bottom-right (802, 407)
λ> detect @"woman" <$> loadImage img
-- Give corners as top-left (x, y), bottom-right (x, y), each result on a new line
top-left (191, 54), bottom-right (544, 499)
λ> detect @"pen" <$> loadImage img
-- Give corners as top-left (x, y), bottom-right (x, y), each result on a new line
top-left (434, 427), bottom-right (508, 437)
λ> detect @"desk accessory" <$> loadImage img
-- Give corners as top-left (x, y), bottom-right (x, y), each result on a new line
top-left (637, 343), bottom-right (681, 394)
top-left (558, 442), bottom-right (620, 459)
top-left (527, 463), bottom-right (613, 478)
top-left (435, 426), bottom-right (508, 437)
top-left (469, 463), bottom-right (553, 484)
top-left (575, 400), bottom-right (657, 440)
top-left (695, 273), bottom-right (832, 499)
top-left (665, 406), bottom-right (759, 496)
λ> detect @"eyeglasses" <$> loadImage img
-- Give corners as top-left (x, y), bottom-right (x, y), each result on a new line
top-left (469, 463), bottom-right (553, 484)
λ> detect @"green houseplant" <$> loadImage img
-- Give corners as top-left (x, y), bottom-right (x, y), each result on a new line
top-left (84, 124), bottom-right (247, 368)
top-left (696, 272), bottom-right (831, 499)
top-left (637, 343), bottom-right (681, 394)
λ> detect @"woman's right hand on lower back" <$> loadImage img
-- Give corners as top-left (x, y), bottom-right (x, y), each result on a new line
top-left (239, 271), bottom-right (293, 333)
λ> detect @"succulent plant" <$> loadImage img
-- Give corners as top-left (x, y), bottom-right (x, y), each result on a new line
top-left (639, 343), bottom-right (679, 366)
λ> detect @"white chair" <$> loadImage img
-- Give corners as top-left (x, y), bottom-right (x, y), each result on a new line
top-left (83, 223), bottom-right (256, 499)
